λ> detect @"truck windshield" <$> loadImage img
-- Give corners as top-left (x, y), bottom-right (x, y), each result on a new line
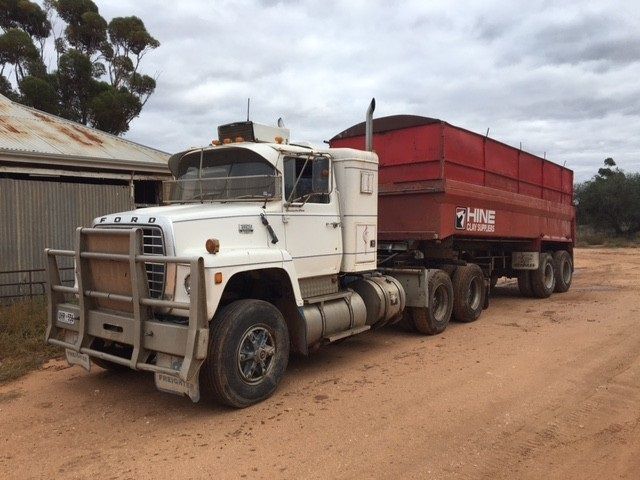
top-left (163, 148), bottom-right (281, 203)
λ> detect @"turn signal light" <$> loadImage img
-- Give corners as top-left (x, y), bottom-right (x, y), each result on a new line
top-left (214, 272), bottom-right (223, 284)
top-left (206, 238), bottom-right (220, 254)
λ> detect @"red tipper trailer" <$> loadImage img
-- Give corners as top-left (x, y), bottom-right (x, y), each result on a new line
top-left (330, 115), bottom-right (575, 246)
top-left (331, 115), bottom-right (576, 300)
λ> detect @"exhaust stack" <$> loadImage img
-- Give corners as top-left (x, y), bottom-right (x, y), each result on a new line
top-left (365, 98), bottom-right (376, 152)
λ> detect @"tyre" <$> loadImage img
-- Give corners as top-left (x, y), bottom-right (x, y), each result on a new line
top-left (517, 270), bottom-right (533, 297)
top-left (200, 299), bottom-right (290, 408)
top-left (530, 253), bottom-right (556, 298)
top-left (452, 264), bottom-right (486, 323)
top-left (553, 250), bottom-right (573, 293)
top-left (410, 270), bottom-right (453, 335)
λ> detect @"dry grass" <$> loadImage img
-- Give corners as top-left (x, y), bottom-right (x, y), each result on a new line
top-left (0, 298), bottom-right (61, 384)
top-left (576, 226), bottom-right (640, 248)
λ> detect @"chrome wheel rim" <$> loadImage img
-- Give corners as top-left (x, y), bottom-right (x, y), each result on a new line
top-left (432, 285), bottom-right (449, 321)
top-left (562, 259), bottom-right (572, 284)
top-left (237, 325), bottom-right (276, 384)
top-left (544, 263), bottom-right (554, 290)
top-left (468, 278), bottom-right (482, 310)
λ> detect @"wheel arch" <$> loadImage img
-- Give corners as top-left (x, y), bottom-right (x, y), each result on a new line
top-left (217, 267), bottom-right (307, 355)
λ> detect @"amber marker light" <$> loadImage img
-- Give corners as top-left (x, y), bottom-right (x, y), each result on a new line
top-left (274, 136), bottom-right (283, 144)
top-left (205, 238), bottom-right (220, 254)
top-left (214, 272), bottom-right (223, 284)
top-left (223, 138), bottom-right (232, 144)
top-left (235, 136), bottom-right (244, 143)
top-left (211, 140), bottom-right (222, 146)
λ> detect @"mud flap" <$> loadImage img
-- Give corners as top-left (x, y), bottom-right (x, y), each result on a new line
top-left (154, 353), bottom-right (201, 402)
top-left (65, 349), bottom-right (91, 372)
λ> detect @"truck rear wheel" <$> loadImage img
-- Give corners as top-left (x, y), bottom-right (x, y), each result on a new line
top-left (452, 264), bottom-right (485, 323)
top-left (409, 270), bottom-right (453, 335)
top-left (553, 250), bottom-right (573, 293)
top-left (530, 253), bottom-right (556, 298)
top-left (517, 270), bottom-right (533, 297)
top-left (200, 299), bottom-right (290, 408)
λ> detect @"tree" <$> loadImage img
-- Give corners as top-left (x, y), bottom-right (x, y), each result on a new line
top-left (0, 0), bottom-right (159, 135)
top-left (575, 158), bottom-right (640, 236)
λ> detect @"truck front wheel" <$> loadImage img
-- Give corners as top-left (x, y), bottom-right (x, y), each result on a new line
top-left (200, 299), bottom-right (290, 408)
top-left (409, 270), bottom-right (453, 335)
top-left (452, 264), bottom-right (485, 323)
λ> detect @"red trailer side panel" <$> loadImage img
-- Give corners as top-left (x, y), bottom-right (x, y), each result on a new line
top-left (330, 115), bottom-right (575, 244)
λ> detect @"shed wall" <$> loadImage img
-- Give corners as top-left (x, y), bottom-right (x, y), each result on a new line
top-left (0, 176), bottom-right (131, 299)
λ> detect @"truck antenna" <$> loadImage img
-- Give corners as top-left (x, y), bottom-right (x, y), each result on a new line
top-left (485, 128), bottom-right (490, 138)
top-left (247, 98), bottom-right (250, 121)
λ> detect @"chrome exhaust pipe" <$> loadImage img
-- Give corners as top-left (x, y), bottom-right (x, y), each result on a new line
top-left (365, 98), bottom-right (376, 152)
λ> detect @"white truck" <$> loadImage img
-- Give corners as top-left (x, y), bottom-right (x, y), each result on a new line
top-left (46, 102), bottom-right (412, 407)
top-left (45, 101), bottom-right (575, 407)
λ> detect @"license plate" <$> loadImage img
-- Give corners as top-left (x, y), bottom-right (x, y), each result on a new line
top-left (57, 309), bottom-right (78, 325)
top-left (65, 349), bottom-right (91, 372)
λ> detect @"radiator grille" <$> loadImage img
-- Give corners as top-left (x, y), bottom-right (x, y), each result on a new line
top-left (141, 226), bottom-right (166, 299)
top-left (96, 225), bottom-right (166, 299)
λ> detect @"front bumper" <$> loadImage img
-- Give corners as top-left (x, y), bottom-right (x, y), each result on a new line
top-left (45, 227), bottom-right (209, 402)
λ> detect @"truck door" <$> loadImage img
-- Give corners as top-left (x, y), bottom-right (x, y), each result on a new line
top-left (282, 155), bottom-right (342, 278)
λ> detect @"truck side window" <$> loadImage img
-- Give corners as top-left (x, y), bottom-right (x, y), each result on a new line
top-left (284, 156), bottom-right (330, 204)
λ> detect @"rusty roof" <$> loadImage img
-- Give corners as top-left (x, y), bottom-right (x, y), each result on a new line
top-left (0, 94), bottom-right (169, 174)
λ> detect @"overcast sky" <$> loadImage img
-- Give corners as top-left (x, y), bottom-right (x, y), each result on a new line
top-left (95, 0), bottom-right (640, 181)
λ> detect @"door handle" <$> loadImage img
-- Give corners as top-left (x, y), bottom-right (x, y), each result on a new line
top-left (326, 222), bottom-right (341, 228)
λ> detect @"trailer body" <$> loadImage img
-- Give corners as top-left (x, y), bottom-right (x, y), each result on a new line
top-left (330, 115), bottom-right (575, 247)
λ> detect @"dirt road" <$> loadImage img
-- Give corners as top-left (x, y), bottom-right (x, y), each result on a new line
top-left (1, 248), bottom-right (639, 479)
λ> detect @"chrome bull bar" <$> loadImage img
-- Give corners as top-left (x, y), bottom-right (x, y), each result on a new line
top-left (44, 227), bottom-right (209, 391)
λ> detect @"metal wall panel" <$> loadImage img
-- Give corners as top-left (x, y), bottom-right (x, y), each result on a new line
top-left (0, 177), bottom-right (132, 299)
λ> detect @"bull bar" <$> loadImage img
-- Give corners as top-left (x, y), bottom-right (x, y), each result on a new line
top-left (44, 227), bottom-right (209, 384)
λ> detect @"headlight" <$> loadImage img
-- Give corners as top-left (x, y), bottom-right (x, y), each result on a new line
top-left (183, 274), bottom-right (191, 295)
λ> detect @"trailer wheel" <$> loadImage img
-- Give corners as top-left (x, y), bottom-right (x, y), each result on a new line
top-left (553, 250), bottom-right (573, 293)
top-left (410, 270), bottom-right (453, 335)
top-left (452, 264), bottom-right (485, 323)
top-left (530, 253), bottom-right (556, 298)
top-left (517, 270), bottom-right (533, 297)
top-left (200, 299), bottom-right (290, 408)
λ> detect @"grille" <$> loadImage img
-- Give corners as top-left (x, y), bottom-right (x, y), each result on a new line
top-left (96, 224), bottom-right (167, 299)
top-left (141, 226), bottom-right (166, 299)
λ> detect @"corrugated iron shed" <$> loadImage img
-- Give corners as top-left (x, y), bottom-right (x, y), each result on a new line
top-left (0, 94), bottom-right (169, 174)
top-left (0, 94), bottom-right (172, 301)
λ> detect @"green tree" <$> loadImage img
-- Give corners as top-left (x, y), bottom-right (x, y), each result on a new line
top-left (575, 158), bottom-right (640, 236)
top-left (0, 0), bottom-right (159, 135)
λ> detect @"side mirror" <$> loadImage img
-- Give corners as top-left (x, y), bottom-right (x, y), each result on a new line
top-left (312, 157), bottom-right (330, 194)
